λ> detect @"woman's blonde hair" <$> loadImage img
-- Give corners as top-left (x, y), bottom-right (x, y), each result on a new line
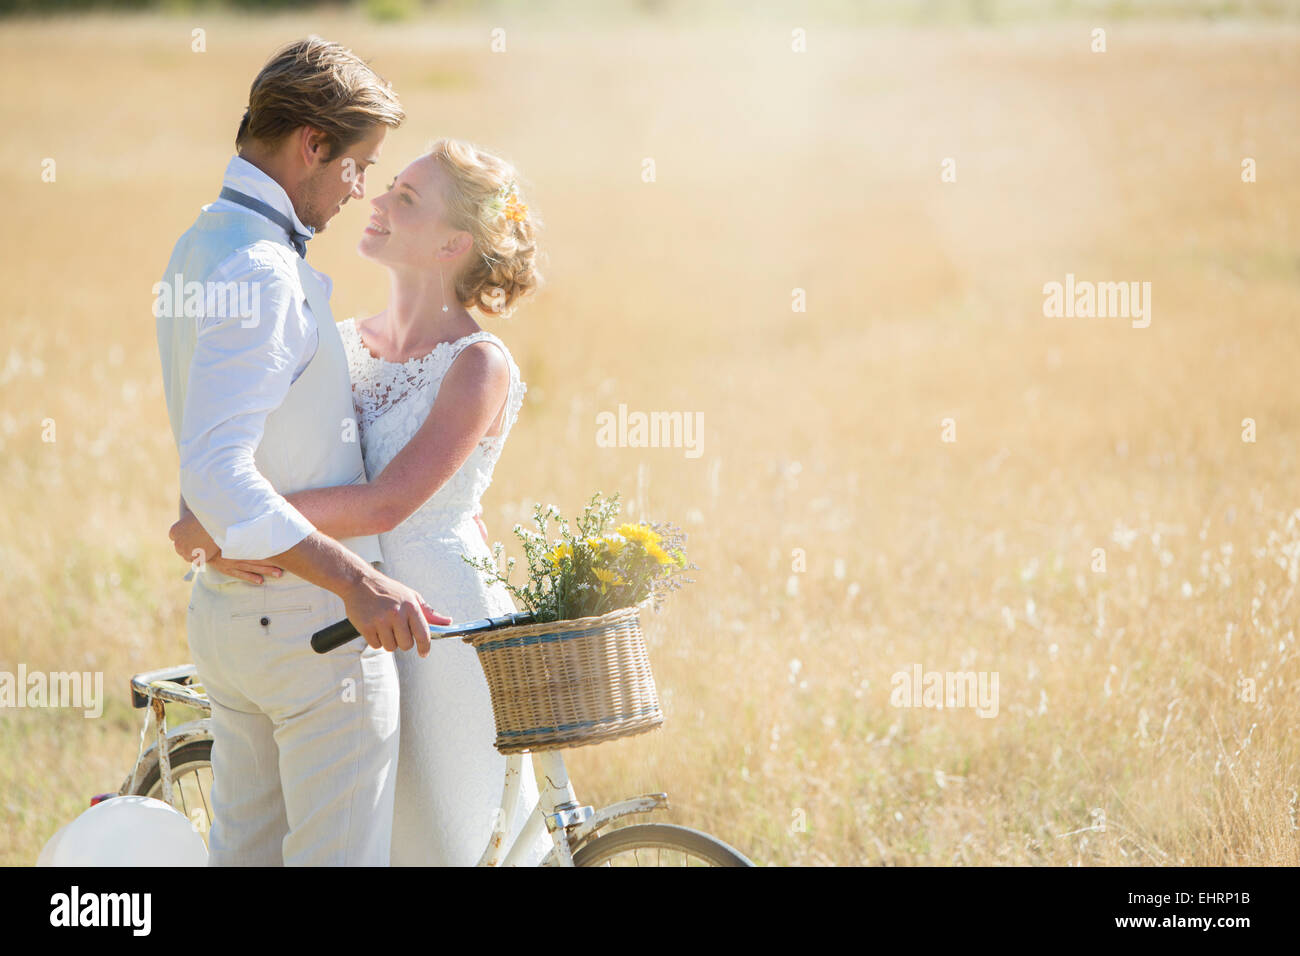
top-left (426, 138), bottom-right (542, 318)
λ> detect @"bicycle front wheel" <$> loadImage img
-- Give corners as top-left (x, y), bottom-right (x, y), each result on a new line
top-left (574, 823), bottom-right (754, 867)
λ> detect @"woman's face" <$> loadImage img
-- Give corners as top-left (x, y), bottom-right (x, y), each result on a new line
top-left (358, 155), bottom-right (469, 271)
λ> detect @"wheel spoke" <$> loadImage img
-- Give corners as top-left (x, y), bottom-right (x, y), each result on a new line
top-left (197, 770), bottom-right (212, 821)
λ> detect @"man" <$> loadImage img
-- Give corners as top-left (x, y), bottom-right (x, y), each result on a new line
top-left (155, 37), bottom-right (441, 866)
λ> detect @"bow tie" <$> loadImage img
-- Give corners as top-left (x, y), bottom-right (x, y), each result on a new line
top-left (218, 187), bottom-right (311, 258)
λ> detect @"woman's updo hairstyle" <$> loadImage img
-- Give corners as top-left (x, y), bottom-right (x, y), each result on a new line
top-left (426, 137), bottom-right (542, 318)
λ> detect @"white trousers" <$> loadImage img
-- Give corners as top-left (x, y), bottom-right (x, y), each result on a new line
top-left (186, 573), bottom-right (400, 866)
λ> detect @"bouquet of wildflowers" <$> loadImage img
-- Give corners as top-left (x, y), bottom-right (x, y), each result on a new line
top-left (464, 491), bottom-right (694, 623)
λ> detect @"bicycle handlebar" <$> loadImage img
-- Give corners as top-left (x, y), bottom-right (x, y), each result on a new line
top-left (310, 611), bottom-right (537, 654)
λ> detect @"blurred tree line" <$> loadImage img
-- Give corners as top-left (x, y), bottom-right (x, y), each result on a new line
top-left (1, 0), bottom-right (323, 11)
top-left (3, 0), bottom-right (1296, 21)
top-left (0, 0), bottom-right (440, 15)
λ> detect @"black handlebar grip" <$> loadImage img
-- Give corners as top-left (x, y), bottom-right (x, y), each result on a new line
top-left (311, 618), bottom-right (361, 654)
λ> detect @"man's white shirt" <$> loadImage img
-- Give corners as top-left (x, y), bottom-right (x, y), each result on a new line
top-left (177, 155), bottom-right (331, 561)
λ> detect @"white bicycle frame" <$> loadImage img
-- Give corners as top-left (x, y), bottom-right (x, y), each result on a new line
top-left (478, 750), bottom-right (670, 867)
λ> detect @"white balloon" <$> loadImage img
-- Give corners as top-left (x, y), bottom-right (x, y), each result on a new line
top-left (35, 821), bottom-right (70, 867)
top-left (39, 796), bottom-right (208, 867)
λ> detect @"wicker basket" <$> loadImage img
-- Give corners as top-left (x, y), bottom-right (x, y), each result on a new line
top-left (462, 598), bottom-right (663, 754)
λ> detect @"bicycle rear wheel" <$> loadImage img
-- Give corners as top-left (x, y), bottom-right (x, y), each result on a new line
top-left (573, 823), bottom-right (754, 867)
top-left (132, 740), bottom-right (215, 847)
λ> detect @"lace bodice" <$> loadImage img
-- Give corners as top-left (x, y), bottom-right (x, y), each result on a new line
top-left (340, 317), bottom-right (526, 520)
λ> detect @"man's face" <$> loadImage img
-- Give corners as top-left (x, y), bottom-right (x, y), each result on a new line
top-left (300, 124), bottom-right (388, 232)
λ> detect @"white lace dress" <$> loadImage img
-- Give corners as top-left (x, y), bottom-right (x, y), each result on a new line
top-left (340, 316), bottom-right (549, 867)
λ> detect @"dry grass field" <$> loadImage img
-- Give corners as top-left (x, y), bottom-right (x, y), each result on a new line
top-left (1, 3), bottom-right (1298, 866)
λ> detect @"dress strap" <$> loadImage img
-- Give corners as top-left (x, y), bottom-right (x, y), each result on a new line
top-left (445, 329), bottom-right (500, 358)
top-left (444, 331), bottom-right (514, 378)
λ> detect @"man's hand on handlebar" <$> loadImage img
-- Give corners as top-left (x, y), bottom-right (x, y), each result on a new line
top-left (342, 568), bottom-right (451, 659)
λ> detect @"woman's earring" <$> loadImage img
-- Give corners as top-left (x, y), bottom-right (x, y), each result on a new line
top-left (438, 262), bottom-right (449, 312)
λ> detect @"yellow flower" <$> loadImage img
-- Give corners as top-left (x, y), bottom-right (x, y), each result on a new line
top-left (545, 541), bottom-right (572, 566)
top-left (593, 567), bottom-right (624, 585)
top-left (584, 537), bottom-right (604, 551)
top-left (645, 542), bottom-right (676, 566)
top-left (591, 566), bottom-right (625, 594)
top-left (505, 196), bottom-right (529, 222)
top-left (602, 535), bottom-right (627, 557)
top-left (617, 523), bottom-right (661, 547)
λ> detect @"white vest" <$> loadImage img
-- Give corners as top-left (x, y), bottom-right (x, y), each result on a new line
top-left (157, 205), bottom-right (383, 591)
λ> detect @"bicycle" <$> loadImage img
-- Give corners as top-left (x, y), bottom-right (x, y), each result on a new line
top-left (112, 613), bottom-right (754, 867)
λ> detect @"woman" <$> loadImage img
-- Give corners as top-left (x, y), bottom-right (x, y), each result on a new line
top-left (171, 138), bottom-right (549, 866)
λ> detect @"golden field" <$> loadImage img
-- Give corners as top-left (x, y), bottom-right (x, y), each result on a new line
top-left (1, 5), bottom-right (1299, 866)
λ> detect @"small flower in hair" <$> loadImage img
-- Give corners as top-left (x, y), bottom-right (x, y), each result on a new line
top-left (504, 194), bottom-right (529, 223)
top-left (487, 179), bottom-right (528, 223)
